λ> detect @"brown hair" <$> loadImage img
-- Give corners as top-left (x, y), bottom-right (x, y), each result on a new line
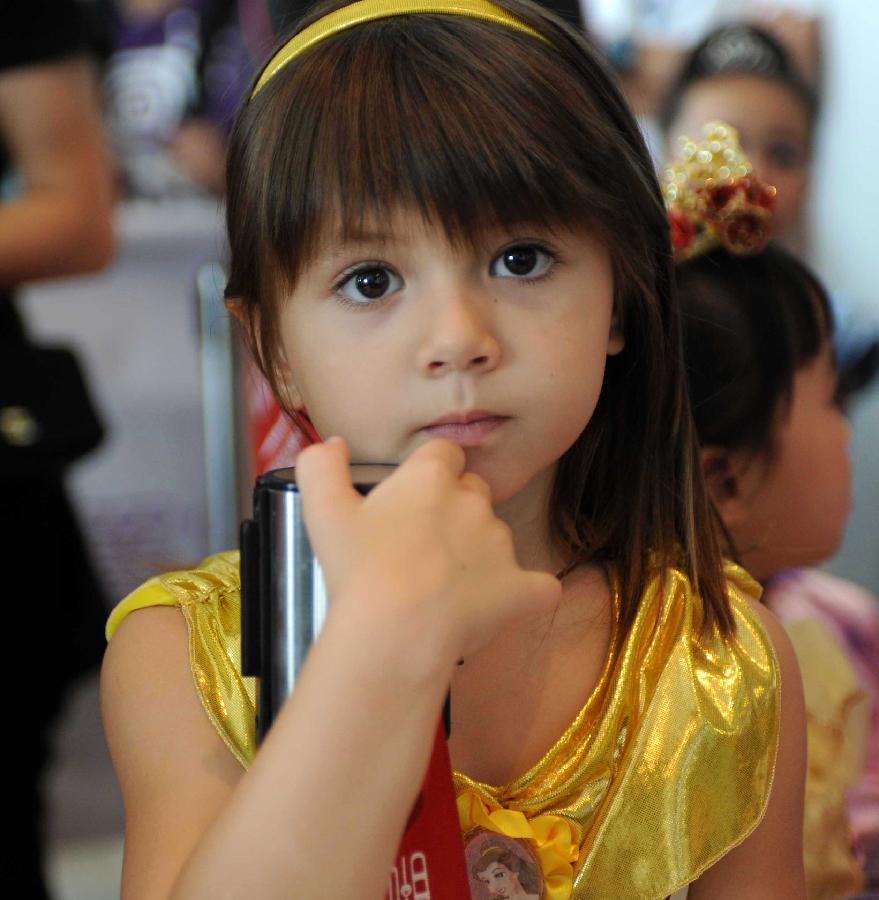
top-left (678, 244), bottom-right (833, 459)
top-left (224, 0), bottom-right (732, 636)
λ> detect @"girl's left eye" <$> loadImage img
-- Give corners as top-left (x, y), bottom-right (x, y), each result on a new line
top-left (767, 140), bottom-right (806, 170)
top-left (490, 244), bottom-right (554, 279)
top-left (335, 264), bottom-right (403, 305)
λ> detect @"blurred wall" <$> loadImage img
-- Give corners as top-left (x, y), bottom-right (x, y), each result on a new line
top-left (811, 0), bottom-right (879, 594)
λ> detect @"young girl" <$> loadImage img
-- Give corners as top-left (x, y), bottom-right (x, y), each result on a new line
top-left (659, 23), bottom-right (879, 400)
top-left (667, 122), bottom-right (879, 897)
top-left (659, 24), bottom-right (816, 256)
top-left (101, 3), bottom-right (807, 898)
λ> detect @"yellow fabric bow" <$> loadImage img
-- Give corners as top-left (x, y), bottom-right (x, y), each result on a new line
top-left (458, 789), bottom-right (582, 899)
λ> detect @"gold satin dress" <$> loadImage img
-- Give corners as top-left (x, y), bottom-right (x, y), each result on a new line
top-left (107, 552), bottom-right (779, 900)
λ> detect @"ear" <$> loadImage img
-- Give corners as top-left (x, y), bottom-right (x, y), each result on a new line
top-left (699, 444), bottom-right (755, 529)
top-left (226, 296), bottom-right (306, 410)
top-left (607, 314), bottom-right (625, 356)
top-left (224, 295), bottom-right (247, 323)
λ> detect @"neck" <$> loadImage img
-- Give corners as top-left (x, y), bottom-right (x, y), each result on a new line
top-left (493, 465), bottom-right (567, 575)
top-left (487, 465), bottom-right (613, 645)
top-left (726, 530), bottom-right (784, 586)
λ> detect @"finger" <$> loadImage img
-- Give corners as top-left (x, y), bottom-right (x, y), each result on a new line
top-left (407, 438), bottom-right (466, 478)
top-left (295, 437), bottom-right (360, 549)
top-left (459, 472), bottom-right (493, 502)
top-left (518, 570), bottom-right (564, 616)
top-left (496, 570), bottom-right (563, 629)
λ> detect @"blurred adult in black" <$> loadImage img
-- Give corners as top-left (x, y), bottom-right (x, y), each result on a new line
top-left (1, 1), bottom-right (115, 896)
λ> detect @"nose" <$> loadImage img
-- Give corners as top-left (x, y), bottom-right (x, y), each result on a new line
top-left (418, 293), bottom-right (501, 377)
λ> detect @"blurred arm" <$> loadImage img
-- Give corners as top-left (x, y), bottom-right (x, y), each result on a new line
top-left (0, 55), bottom-right (115, 288)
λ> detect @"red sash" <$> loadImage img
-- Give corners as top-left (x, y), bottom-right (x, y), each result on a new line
top-left (387, 719), bottom-right (469, 899)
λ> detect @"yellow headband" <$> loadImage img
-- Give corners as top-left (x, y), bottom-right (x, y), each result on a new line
top-left (250, 0), bottom-right (546, 98)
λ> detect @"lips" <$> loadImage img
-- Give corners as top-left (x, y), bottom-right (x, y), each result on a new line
top-left (419, 410), bottom-right (509, 447)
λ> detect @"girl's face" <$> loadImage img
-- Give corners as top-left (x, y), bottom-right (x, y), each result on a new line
top-left (667, 74), bottom-right (811, 242)
top-left (731, 344), bottom-right (851, 580)
top-left (279, 207), bottom-right (622, 507)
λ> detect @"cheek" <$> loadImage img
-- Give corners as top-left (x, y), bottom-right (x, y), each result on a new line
top-left (777, 425), bottom-right (852, 557)
top-left (542, 328), bottom-right (608, 425)
top-left (769, 172), bottom-right (807, 223)
top-left (818, 426), bottom-right (852, 530)
top-left (298, 366), bottom-right (394, 449)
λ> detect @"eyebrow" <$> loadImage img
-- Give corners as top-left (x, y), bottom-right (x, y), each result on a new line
top-left (331, 226), bottom-right (397, 245)
top-left (765, 129), bottom-right (808, 141)
top-left (315, 228), bottom-right (400, 263)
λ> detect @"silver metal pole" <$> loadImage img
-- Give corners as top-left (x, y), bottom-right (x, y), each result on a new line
top-left (197, 261), bottom-right (239, 553)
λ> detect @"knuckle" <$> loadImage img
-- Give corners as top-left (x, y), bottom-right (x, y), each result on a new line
top-left (296, 441), bottom-right (327, 471)
top-left (488, 517), bottom-right (514, 546)
top-left (460, 472), bottom-right (490, 496)
top-left (456, 487), bottom-right (493, 524)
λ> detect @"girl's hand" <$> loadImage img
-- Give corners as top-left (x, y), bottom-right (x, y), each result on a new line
top-left (295, 436), bottom-right (562, 672)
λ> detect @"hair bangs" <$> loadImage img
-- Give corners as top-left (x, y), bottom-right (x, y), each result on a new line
top-left (250, 16), bottom-right (625, 281)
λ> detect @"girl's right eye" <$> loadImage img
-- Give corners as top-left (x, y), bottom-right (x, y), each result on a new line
top-left (335, 264), bottom-right (403, 306)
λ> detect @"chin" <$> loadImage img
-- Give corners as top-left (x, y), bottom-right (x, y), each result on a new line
top-left (466, 465), bottom-right (519, 505)
top-left (777, 536), bottom-right (846, 574)
top-left (817, 534), bottom-right (846, 565)
top-left (473, 457), bottom-right (557, 510)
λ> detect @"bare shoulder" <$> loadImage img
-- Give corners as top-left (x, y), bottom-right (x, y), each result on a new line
top-left (102, 607), bottom-right (243, 899)
top-left (745, 598), bottom-right (809, 743)
top-left (746, 597), bottom-right (803, 676)
top-left (689, 597), bottom-right (807, 899)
